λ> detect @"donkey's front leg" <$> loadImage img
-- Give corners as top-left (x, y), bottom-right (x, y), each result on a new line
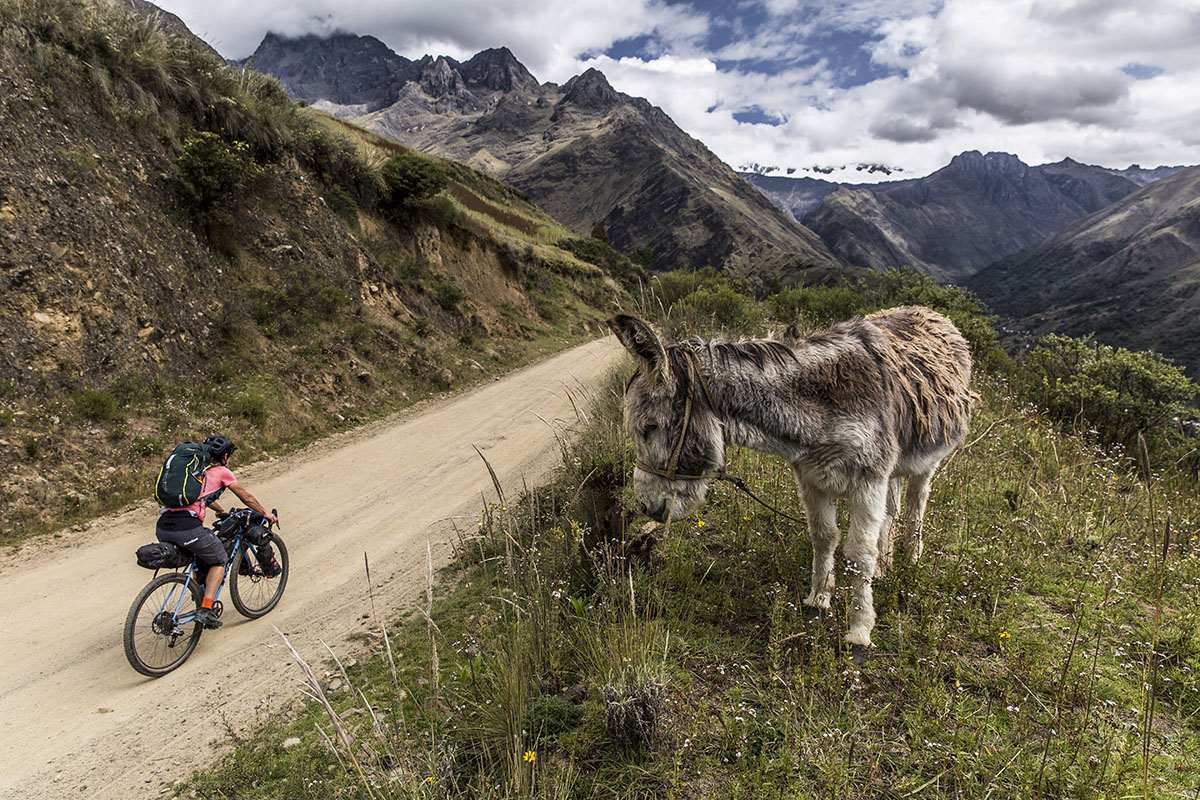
top-left (799, 480), bottom-right (840, 619)
top-left (844, 479), bottom-right (889, 655)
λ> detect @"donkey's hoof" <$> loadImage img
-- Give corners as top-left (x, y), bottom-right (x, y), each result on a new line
top-left (802, 605), bottom-right (828, 625)
top-left (850, 644), bottom-right (871, 665)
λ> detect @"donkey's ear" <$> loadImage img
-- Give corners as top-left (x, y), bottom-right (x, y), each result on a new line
top-left (608, 314), bottom-right (668, 379)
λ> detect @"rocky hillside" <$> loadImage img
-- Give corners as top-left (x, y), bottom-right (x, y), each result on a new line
top-left (968, 165), bottom-right (1200, 376)
top-left (247, 35), bottom-right (847, 284)
top-left (0, 0), bottom-right (632, 541)
top-left (796, 152), bottom-right (1150, 283)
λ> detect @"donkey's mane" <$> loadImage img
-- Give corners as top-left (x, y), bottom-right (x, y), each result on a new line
top-left (674, 337), bottom-right (798, 372)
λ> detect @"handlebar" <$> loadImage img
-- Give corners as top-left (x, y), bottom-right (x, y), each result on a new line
top-left (219, 507), bottom-right (279, 528)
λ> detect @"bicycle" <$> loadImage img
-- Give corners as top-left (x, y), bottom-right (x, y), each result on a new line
top-left (124, 508), bottom-right (290, 677)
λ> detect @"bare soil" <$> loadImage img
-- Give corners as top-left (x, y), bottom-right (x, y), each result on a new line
top-left (0, 337), bottom-right (622, 799)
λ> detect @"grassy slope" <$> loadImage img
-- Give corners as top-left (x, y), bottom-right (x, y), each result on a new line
top-left (0, 0), bottom-right (636, 545)
top-left (181, 363), bottom-right (1200, 799)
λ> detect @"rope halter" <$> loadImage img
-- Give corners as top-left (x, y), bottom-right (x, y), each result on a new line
top-left (634, 348), bottom-right (725, 482)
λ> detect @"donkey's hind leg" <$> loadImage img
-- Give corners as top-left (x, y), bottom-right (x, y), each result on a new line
top-left (799, 479), bottom-right (839, 619)
top-left (901, 467), bottom-right (936, 563)
top-left (844, 478), bottom-right (888, 649)
top-left (874, 477), bottom-right (902, 578)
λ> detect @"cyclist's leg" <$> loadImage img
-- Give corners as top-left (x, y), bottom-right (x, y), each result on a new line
top-left (157, 515), bottom-right (227, 601)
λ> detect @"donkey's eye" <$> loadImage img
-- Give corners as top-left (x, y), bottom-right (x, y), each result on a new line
top-left (641, 424), bottom-right (658, 437)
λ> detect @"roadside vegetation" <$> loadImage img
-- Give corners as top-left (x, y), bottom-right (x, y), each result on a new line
top-left (182, 270), bottom-right (1200, 799)
top-left (0, 0), bottom-right (641, 544)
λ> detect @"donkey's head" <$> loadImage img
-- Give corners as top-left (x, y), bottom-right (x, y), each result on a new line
top-left (609, 314), bottom-right (725, 523)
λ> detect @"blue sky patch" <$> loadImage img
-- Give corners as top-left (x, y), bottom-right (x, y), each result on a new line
top-left (603, 33), bottom-right (659, 61)
top-left (733, 106), bottom-right (787, 126)
top-left (1121, 63), bottom-right (1164, 80)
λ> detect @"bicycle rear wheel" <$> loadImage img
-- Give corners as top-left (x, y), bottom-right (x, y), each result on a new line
top-left (229, 535), bottom-right (289, 618)
top-left (123, 573), bottom-right (203, 677)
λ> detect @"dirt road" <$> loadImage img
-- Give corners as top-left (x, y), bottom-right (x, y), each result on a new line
top-left (0, 337), bottom-right (623, 799)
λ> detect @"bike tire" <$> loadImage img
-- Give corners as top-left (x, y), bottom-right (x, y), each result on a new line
top-left (123, 572), bottom-right (203, 677)
top-left (229, 535), bottom-right (289, 618)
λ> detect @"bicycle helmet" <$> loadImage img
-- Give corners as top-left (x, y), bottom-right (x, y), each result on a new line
top-left (204, 435), bottom-right (238, 460)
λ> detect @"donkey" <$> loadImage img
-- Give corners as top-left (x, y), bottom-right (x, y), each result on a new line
top-left (609, 306), bottom-right (976, 658)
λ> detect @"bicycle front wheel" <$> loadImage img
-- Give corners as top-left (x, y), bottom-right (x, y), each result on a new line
top-left (123, 573), bottom-right (203, 677)
top-left (229, 535), bottom-right (289, 618)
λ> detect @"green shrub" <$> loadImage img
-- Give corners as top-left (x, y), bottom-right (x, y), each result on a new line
top-left (647, 267), bottom-right (752, 310)
top-left (523, 696), bottom-right (583, 741)
top-left (320, 183), bottom-right (358, 226)
top-left (631, 245), bottom-right (655, 267)
top-left (22, 435), bottom-right (40, 458)
top-left (1016, 333), bottom-right (1199, 459)
top-left (555, 236), bottom-right (646, 289)
top-left (176, 131), bottom-right (265, 211)
top-left (677, 283), bottom-right (763, 332)
top-left (245, 266), bottom-right (349, 338)
top-left (430, 274), bottom-right (466, 311)
top-left (299, 126), bottom-right (379, 205)
top-left (73, 388), bottom-right (119, 421)
top-left (380, 153), bottom-right (447, 213)
top-left (130, 435), bottom-right (166, 459)
top-left (412, 316), bottom-right (435, 337)
top-left (409, 194), bottom-right (459, 230)
top-left (228, 389), bottom-right (271, 425)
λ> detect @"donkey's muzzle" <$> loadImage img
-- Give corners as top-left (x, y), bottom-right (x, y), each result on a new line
top-left (639, 499), bottom-right (671, 523)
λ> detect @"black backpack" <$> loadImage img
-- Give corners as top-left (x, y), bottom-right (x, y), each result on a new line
top-left (153, 442), bottom-right (226, 508)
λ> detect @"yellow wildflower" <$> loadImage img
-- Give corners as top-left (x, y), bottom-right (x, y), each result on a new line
top-left (523, 750), bottom-right (536, 763)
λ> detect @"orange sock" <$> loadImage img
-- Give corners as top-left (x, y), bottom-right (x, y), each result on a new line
top-left (201, 597), bottom-right (214, 609)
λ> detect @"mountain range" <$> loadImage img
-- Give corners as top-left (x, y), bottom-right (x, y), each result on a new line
top-left (746, 152), bottom-right (1186, 283)
top-left (246, 34), bottom-right (846, 283)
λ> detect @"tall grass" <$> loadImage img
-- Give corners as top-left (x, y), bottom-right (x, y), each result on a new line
top-left (184, 299), bottom-right (1200, 799)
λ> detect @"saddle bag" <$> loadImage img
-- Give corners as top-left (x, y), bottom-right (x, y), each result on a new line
top-left (135, 542), bottom-right (191, 570)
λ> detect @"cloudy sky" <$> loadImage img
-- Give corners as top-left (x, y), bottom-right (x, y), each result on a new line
top-left (156, 0), bottom-right (1200, 182)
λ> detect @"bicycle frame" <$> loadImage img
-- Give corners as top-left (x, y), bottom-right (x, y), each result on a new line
top-left (155, 532), bottom-right (249, 629)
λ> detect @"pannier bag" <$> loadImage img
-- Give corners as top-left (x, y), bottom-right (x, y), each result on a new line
top-left (135, 542), bottom-right (191, 570)
top-left (244, 522), bottom-right (271, 547)
top-left (153, 442), bottom-right (226, 508)
top-left (256, 542), bottom-right (282, 577)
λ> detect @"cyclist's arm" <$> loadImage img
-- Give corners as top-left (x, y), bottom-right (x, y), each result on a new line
top-left (225, 481), bottom-right (277, 524)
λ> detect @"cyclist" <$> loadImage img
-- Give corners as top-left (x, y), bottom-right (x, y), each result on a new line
top-left (155, 435), bottom-right (277, 629)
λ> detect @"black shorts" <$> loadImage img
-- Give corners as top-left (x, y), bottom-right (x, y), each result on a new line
top-left (156, 512), bottom-right (226, 567)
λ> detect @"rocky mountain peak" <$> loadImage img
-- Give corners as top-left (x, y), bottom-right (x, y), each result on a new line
top-left (946, 150), bottom-right (1026, 176)
top-left (460, 47), bottom-right (539, 93)
top-left (419, 56), bottom-right (465, 97)
top-left (247, 31), bottom-right (412, 109)
top-left (558, 68), bottom-right (622, 111)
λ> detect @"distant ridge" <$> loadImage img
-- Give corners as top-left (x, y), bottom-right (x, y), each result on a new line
top-left (745, 153), bottom-right (1190, 283)
top-left (969, 165), bottom-right (1200, 376)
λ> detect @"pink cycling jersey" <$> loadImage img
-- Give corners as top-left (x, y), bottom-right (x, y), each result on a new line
top-left (166, 465), bottom-right (236, 522)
